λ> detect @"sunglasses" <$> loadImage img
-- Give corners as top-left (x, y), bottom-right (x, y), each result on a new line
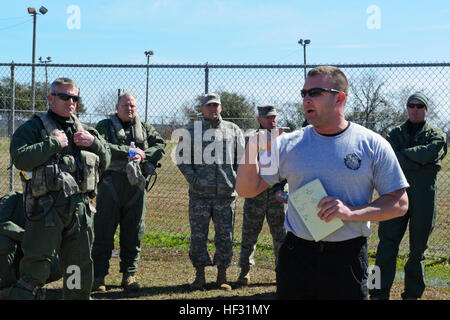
top-left (51, 93), bottom-right (80, 103)
top-left (407, 103), bottom-right (425, 109)
top-left (301, 87), bottom-right (340, 98)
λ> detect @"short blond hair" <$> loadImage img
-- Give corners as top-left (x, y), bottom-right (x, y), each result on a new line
top-left (307, 66), bottom-right (348, 95)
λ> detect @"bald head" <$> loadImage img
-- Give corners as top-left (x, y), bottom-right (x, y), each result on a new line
top-left (116, 93), bottom-right (137, 122)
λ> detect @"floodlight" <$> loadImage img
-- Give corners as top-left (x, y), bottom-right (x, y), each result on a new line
top-left (39, 6), bottom-right (48, 15)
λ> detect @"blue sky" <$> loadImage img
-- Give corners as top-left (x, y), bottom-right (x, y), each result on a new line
top-left (1, 0), bottom-right (449, 65)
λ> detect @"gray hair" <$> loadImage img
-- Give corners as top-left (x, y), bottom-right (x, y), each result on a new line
top-left (117, 92), bottom-right (135, 105)
top-left (49, 78), bottom-right (78, 94)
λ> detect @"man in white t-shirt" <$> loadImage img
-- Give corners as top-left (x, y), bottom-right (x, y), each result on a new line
top-left (235, 66), bottom-right (409, 300)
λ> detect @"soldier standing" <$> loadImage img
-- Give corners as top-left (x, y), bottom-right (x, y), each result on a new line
top-left (176, 93), bottom-right (245, 290)
top-left (8, 78), bottom-right (111, 300)
top-left (237, 105), bottom-right (287, 285)
top-left (92, 93), bottom-right (165, 292)
top-left (370, 92), bottom-right (447, 300)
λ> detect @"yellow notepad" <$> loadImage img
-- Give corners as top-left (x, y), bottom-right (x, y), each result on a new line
top-left (290, 179), bottom-right (344, 241)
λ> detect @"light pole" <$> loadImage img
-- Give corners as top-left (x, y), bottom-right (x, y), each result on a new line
top-left (28, 6), bottom-right (48, 114)
top-left (39, 56), bottom-right (52, 108)
top-left (298, 39), bottom-right (311, 81)
top-left (144, 50), bottom-right (154, 123)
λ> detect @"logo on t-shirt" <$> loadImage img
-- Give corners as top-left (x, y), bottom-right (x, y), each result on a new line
top-left (344, 153), bottom-right (361, 170)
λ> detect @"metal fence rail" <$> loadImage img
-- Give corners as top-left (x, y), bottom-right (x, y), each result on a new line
top-left (0, 62), bottom-right (448, 258)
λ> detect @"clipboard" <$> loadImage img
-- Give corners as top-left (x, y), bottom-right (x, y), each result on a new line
top-left (289, 179), bottom-right (344, 241)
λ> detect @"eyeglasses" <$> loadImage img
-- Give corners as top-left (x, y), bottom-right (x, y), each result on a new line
top-left (407, 103), bottom-right (425, 109)
top-left (51, 93), bottom-right (80, 103)
top-left (301, 87), bottom-right (340, 98)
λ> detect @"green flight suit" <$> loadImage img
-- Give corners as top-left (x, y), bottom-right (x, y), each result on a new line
top-left (371, 120), bottom-right (447, 299)
top-left (92, 114), bottom-right (165, 279)
top-left (0, 191), bottom-right (61, 290)
top-left (8, 111), bottom-right (111, 300)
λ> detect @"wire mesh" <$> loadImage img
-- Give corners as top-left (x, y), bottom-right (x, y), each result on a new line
top-left (0, 62), bottom-right (448, 259)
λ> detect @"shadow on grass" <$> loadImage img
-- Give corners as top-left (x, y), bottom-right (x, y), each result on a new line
top-left (91, 283), bottom-right (191, 300)
top-left (90, 281), bottom-right (276, 300)
top-left (202, 289), bottom-right (276, 300)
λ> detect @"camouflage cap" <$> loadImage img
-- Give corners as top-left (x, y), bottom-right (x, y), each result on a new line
top-left (257, 104), bottom-right (277, 117)
top-left (201, 93), bottom-right (221, 106)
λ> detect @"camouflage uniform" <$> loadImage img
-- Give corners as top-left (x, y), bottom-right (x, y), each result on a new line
top-left (8, 110), bottom-right (111, 300)
top-left (0, 191), bottom-right (61, 292)
top-left (240, 182), bottom-right (287, 268)
top-left (92, 113), bottom-right (165, 279)
top-left (239, 105), bottom-right (288, 269)
top-left (176, 116), bottom-right (245, 267)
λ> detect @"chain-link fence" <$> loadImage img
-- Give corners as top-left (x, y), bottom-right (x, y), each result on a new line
top-left (0, 62), bottom-right (449, 259)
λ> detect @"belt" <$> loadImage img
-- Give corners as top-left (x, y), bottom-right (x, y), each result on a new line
top-left (286, 232), bottom-right (366, 253)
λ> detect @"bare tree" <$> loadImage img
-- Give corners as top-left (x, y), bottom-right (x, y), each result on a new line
top-left (276, 101), bottom-right (305, 131)
top-left (94, 91), bottom-right (119, 117)
top-left (346, 74), bottom-right (406, 137)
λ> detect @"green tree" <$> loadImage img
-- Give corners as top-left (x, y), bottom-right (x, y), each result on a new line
top-left (182, 91), bottom-right (257, 129)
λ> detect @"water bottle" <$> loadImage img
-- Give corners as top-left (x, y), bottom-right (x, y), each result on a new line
top-left (128, 141), bottom-right (137, 160)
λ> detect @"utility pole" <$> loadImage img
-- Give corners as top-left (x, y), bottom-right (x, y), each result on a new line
top-left (298, 39), bottom-right (311, 81)
top-left (144, 50), bottom-right (154, 123)
top-left (28, 6), bottom-right (48, 114)
top-left (39, 56), bottom-right (52, 108)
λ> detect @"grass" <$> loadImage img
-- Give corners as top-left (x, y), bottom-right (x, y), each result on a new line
top-left (43, 234), bottom-right (449, 300)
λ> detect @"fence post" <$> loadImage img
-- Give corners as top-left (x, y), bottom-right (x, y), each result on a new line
top-left (204, 62), bottom-right (209, 94)
top-left (9, 62), bottom-right (15, 191)
top-left (145, 64), bottom-right (149, 123)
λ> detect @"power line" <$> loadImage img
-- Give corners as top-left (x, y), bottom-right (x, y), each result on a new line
top-left (0, 15), bottom-right (28, 21)
top-left (0, 17), bottom-right (32, 32)
top-left (271, 49), bottom-right (300, 64)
